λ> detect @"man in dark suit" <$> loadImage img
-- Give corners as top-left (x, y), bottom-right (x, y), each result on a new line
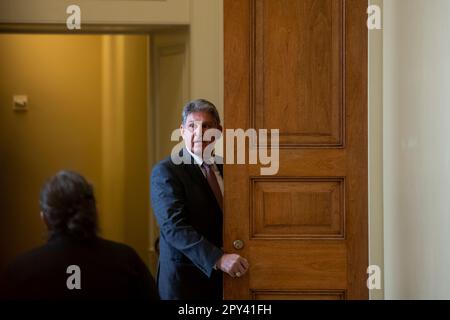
top-left (1, 170), bottom-right (158, 300)
top-left (151, 99), bottom-right (249, 300)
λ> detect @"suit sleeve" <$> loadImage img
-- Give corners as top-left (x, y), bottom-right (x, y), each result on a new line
top-left (151, 163), bottom-right (224, 277)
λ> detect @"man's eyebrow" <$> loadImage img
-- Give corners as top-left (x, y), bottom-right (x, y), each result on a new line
top-left (187, 120), bottom-right (211, 124)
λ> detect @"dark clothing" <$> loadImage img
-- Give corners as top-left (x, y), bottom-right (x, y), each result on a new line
top-left (0, 234), bottom-right (158, 300)
top-left (150, 148), bottom-right (224, 300)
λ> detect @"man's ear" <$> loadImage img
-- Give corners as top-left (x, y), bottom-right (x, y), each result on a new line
top-left (180, 123), bottom-right (185, 135)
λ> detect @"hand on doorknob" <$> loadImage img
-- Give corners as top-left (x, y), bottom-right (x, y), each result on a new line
top-left (215, 253), bottom-right (249, 278)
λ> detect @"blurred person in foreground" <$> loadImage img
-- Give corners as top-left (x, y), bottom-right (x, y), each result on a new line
top-left (0, 170), bottom-right (158, 300)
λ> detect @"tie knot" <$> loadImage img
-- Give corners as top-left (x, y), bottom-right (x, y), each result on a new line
top-left (202, 162), bottom-right (212, 170)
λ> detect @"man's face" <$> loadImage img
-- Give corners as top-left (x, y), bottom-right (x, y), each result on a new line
top-left (180, 111), bottom-right (222, 157)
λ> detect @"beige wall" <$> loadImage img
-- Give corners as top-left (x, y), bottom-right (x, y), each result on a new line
top-left (190, 0), bottom-right (224, 116)
top-left (122, 36), bottom-right (151, 269)
top-left (0, 34), bottom-right (102, 271)
top-left (384, 0), bottom-right (450, 299)
top-left (151, 31), bottom-right (190, 163)
top-left (100, 35), bottom-right (151, 269)
top-left (148, 30), bottom-right (190, 273)
top-left (0, 0), bottom-right (224, 119)
top-left (0, 34), bottom-right (151, 272)
top-left (0, 0), bottom-right (190, 25)
top-left (0, 0), bottom-right (224, 277)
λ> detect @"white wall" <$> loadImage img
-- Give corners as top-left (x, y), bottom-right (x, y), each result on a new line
top-left (384, 0), bottom-right (450, 299)
top-left (369, 0), bottom-right (384, 301)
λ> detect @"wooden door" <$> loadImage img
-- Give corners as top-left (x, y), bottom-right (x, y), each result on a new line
top-left (224, 0), bottom-right (368, 300)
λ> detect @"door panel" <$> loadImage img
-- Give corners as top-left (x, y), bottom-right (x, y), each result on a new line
top-left (251, 177), bottom-right (345, 238)
top-left (224, 0), bottom-right (368, 300)
top-left (254, 0), bottom-right (344, 147)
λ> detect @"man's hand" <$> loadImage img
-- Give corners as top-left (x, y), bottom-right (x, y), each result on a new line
top-left (215, 254), bottom-right (249, 278)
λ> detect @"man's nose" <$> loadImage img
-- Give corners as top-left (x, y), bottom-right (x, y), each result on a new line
top-left (194, 124), bottom-right (203, 137)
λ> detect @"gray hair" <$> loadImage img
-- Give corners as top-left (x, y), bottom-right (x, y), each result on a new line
top-left (181, 99), bottom-right (221, 126)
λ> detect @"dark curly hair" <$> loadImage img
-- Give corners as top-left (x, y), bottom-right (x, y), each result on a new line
top-left (39, 170), bottom-right (98, 240)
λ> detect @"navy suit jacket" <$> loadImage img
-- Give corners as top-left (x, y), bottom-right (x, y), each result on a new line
top-left (150, 148), bottom-right (224, 300)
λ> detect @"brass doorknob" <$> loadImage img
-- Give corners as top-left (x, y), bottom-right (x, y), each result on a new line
top-left (233, 239), bottom-right (244, 250)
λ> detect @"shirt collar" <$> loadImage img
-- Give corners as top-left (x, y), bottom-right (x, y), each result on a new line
top-left (185, 146), bottom-right (215, 166)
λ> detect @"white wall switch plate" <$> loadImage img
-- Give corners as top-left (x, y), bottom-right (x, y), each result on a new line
top-left (13, 95), bottom-right (28, 111)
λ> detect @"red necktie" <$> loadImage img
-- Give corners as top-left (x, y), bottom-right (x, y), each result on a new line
top-left (202, 163), bottom-right (223, 211)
